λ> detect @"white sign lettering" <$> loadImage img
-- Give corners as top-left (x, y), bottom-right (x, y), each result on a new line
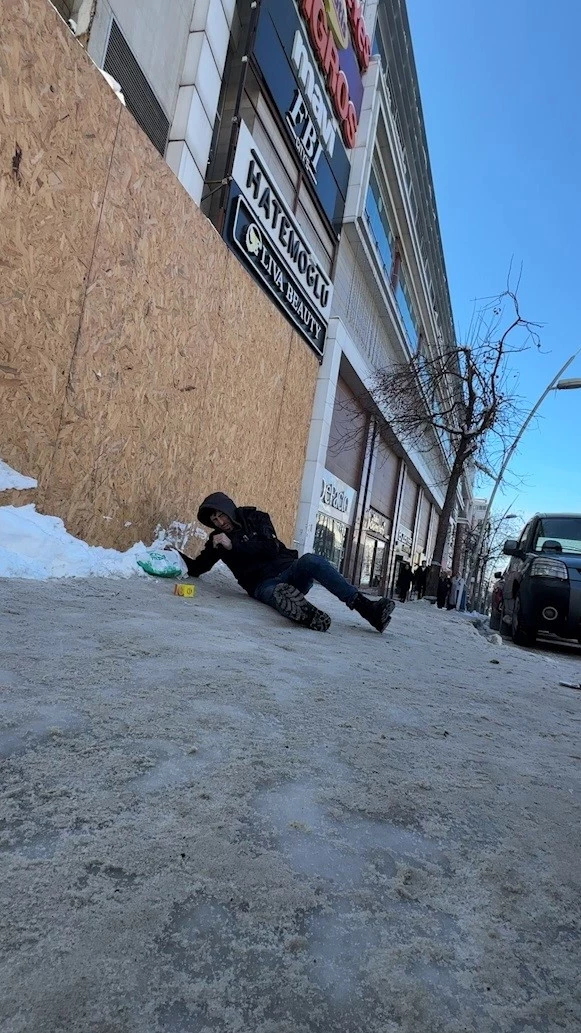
top-left (286, 29), bottom-right (338, 183)
top-left (232, 122), bottom-right (333, 324)
top-left (232, 203), bottom-right (324, 348)
top-left (318, 470), bottom-right (356, 524)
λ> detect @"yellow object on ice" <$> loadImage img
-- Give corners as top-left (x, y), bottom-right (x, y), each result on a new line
top-left (173, 583), bottom-right (196, 598)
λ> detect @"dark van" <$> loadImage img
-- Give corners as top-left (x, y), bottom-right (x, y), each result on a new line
top-left (500, 514), bottom-right (581, 646)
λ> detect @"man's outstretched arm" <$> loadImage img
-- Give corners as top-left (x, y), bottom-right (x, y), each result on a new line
top-left (176, 540), bottom-right (219, 577)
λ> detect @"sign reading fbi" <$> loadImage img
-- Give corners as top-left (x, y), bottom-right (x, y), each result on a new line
top-left (229, 122), bottom-right (333, 357)
top-left (253, 0), bottom-right (369, 231)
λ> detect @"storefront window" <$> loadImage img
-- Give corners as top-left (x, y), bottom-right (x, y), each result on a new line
top-left (314, 513), bottom-right (349, 570)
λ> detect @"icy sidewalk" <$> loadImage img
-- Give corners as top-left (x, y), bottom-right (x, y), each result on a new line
top-left (0, 574), bottom-right (579, 1033)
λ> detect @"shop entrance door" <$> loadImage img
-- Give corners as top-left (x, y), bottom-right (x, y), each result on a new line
top-left (360, 537), bottom-right (387, 591)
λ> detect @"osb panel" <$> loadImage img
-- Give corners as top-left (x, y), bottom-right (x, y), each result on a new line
top-left (267, 334), bottom-right (319, 545)
top-left (190, 250), bottom-right (296, 530)
top-left (5, 2), bottom-right (320, 551)
top-left (0, 488), bottom-right (37, 508)
top-left (43, 108), bottom-right (229, 548)
top-left (44, 107), bottom-right (318, 551)
top-left (0, 0), bottom-right (120, 490)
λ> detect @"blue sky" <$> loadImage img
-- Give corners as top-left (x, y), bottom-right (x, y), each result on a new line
top-left (406, 0), bottom-right (581, 524)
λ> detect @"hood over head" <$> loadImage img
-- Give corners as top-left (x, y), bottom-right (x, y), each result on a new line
top-left (197, 492), bottom-right (240, 528)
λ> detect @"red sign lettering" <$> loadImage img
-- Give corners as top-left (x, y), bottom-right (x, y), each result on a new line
top-left (346, 0), bottom-right (371, 71)
top-left (300, 0), bottom-right (358, 147)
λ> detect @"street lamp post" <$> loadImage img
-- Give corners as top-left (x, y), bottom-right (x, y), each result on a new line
top-left (468, 350), bottom-right (581, 609)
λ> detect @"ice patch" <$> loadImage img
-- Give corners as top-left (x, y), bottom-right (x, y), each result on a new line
top-left (0, 706), bottom-right (88, 758)
top-left (129, 740), bottom-right (222, 793)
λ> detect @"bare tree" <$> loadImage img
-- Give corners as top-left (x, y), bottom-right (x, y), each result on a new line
top-left (368, 286), bottom-right (540, 596)
top-left (463, 510), bottom-right (523, 612)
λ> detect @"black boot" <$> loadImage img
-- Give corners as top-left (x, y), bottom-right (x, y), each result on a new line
top-left (349, 593), bottom-right (395, 633)
top-left (272, 583), bottom-right (331, 632)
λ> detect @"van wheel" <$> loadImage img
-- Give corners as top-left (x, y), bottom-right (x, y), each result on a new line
top-left (511, 594), bottom-right (537, 647)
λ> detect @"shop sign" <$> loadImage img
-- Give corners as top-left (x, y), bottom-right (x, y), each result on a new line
top-left (298, 0), bottom-right (371, 147)
top-left (319, 469), bottom-right (356, 523)
top-left (363, 509), bottom-right (391, 539)
top-left (396, 526), bottom-right (413, 553)
top-left (252, 0), bottom-right (367, 232)
top-left (286, 29), bottom-right (339, 185)
top-left (229, 122), bottom-right (333, 356)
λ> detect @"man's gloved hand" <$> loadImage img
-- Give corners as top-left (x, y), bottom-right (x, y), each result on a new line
top-left (213, 533), bottom-right (232, 550)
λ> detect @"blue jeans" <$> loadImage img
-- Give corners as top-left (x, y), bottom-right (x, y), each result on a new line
top-left (253, 553), bottom-right (358, 609)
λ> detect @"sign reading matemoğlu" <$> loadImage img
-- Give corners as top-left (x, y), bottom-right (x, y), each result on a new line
top-left (229, 121), bottom-right (333, 357)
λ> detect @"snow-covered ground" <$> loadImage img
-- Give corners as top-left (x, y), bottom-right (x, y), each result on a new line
top-left (0, 504), bottom-right (151, 579)
top-left (1, 568), bottom-right (579, 1033)
top-left (0, 459), bottom-right (37, 491)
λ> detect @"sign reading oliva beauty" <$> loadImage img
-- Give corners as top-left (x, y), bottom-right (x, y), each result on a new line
top-left (229, 121), bottom-right (333, 357)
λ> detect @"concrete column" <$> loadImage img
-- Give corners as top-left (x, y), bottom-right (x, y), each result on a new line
top-left (386, 459), bottom-right (406, 591)
top-left (166, 0), bottom-right (235, 205)
top-left (293, 321), bottom-right (343, 552)
top-left (410, 488), bottom-right (424, 563)
top-left (423, 502), bottom-right (432, 561)
top-left (348, 416), bottom-right (377, 583)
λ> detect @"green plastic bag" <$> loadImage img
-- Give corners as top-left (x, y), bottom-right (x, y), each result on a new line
top-left (137, 549), bottom-right (186, 578)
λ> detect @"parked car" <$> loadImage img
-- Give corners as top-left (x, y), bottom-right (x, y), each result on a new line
top-left (499, 513), bottom-right (581, 646)
top-left (488, 572), bottom-right (505, 631)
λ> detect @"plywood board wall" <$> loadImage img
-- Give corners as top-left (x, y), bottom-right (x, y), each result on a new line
top-left (0, 0), bottom-right (121, 495)
top-left (1, 0), bottom-right (319, 552)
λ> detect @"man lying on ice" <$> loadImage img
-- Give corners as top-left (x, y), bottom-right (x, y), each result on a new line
top-left (174, 492), bottom-right (395, 634)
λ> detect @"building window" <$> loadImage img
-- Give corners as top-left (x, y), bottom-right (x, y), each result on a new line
top-left (365, 167), bottom-right (395, 281)
top-left (360, 536), bottom-right (387, 590)
top-left (372, 24), bottom-right (388, 75)
top-left (395, 269), bottom-right (418, 347)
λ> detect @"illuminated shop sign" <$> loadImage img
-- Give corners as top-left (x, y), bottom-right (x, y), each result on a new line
top-left (298, 0), bottom-right (371, 147)
top-left (287, 29), bottom-right (339, 185)
top-left (253, 0), bottom-right (368, 231)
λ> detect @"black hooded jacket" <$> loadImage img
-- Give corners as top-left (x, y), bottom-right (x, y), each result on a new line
top-left (178, 492), bottom-right (298, 596)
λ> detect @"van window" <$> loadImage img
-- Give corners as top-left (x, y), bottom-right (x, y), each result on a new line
top-left (517, 522), bottom-right (531, 551)
top-left (533, 516), bottom-right (581, 555)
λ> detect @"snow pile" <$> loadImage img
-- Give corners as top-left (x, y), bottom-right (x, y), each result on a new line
top-left (98, 68), bottom-right (126, 106)
top-left (154, 518), bottom-right (207, 551)
top-left (442, 605), bottom-right (488, 622)
top-left (0, 504), bottom-right (148, 579)
top-left (0, 459), bottom-right (37, 491)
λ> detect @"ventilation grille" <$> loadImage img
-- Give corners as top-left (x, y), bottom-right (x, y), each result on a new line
top-left (104, 19), bottom-right (170, 156)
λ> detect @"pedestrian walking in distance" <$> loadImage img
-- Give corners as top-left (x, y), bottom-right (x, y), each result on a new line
top-left (448, 572), bottom-right (465, 611)
top-left (415, 563), bottom-right (428, 599)
top-left (174, 493), bottom-right (395, 633)
top-left (437, 572), bottom-right (451, 609)
top-left (396, 561), bottom-right (412, 602)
